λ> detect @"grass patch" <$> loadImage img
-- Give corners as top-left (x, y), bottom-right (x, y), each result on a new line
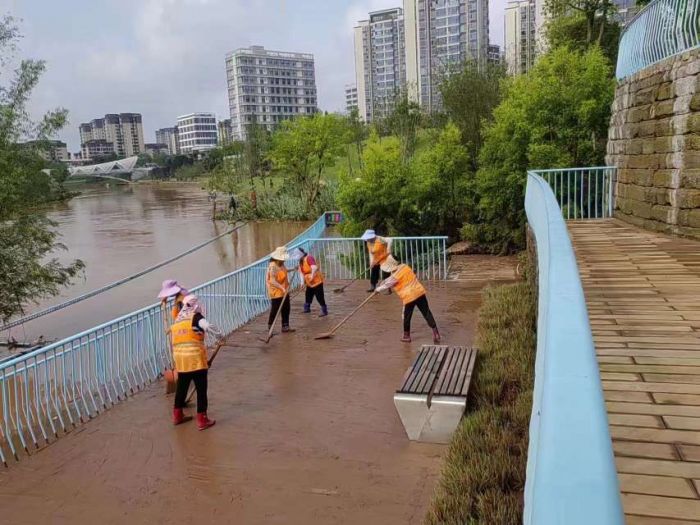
top-left (426, 267), bottom-right (536, 525)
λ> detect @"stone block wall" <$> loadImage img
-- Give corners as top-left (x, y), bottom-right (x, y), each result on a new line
top-left (607, 48), bottom-right (700, 238)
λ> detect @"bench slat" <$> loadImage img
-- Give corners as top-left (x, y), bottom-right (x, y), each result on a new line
top-left (433, 346), bottom-right (458, 395)
top-left (399, 347), bottom-right (429, 392)
top-left (416, 347), bottom-right (445, 394)
top-left (459, 348), bottom-right (478, 396)
top-left (451, 348), bottom-right (473, 395)
top-left (406, 346), bottom-right (435, 393)
top-left (438, 347), bottom-right (466, 395)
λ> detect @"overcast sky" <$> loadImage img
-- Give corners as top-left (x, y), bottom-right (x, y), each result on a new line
top-left (5, 0), bottom-right (508, 152)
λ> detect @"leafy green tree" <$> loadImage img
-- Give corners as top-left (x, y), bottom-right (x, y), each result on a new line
top-left (0, 16), bottom-right (84, 322)
top-left (268, 113), bottom-right (347, 214)
top-left (346, 107), bottom-right (366, 174)
top-left (439, 60), bottom-right (506, 170)
top-left (381, 90), bottom-right (422, 163)
top-left (464, 46), bottom-right (615, 254)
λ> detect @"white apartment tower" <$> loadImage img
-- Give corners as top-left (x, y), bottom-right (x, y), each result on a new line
top-left (155, 127), bottom-right (180, 155)
top-left (404, 0), bottom-right (489, 112)
top-left (78, 113), bottom-right (145, 160)
top-left (345, 84), bottom-right (359, 113)
top-left (176, 113), bottom-right (218, 154)
top-left (226, 45), bottom-right (317, 140)
top-left (505, 0), bottom-right (537, 75)
top-left (354, 8), bottom-right (406, 122)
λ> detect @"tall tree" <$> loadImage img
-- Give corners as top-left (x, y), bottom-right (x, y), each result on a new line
top-left (0, 16), bottom-right (84, 322)
top-left (381, 90), bottom-right (422, 163)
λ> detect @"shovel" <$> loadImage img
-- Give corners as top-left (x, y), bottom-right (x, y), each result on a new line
top-left (333, 267), bottom-right (370, 294)
top-left (315, 292), bottom-right (378, 340)
top-left (185, 338), bottom-right (227, 404)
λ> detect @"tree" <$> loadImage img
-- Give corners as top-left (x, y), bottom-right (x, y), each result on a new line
top-left (0, 16), bottom-right (84, 322)
top-left (268, 113), bottom-right (347, 214)
top-left (439, 60), bottom-right (506, 170)
top-left (463, 46), bottom-right (615, 254)
top-left (381, 90), bottom-right (422, 163)
top-left (346, 107), bottom-right (366, 173)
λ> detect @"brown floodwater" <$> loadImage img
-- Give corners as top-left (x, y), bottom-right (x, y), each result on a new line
top-left (1, 182), bottom-right (308, 348)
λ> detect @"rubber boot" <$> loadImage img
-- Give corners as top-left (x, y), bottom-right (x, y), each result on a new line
top-left (433, 327), bottom-right (441, 344)
top-left (197, 412), bottom-right (216, 431)
top-left (303, 303), bottom-right (311, 314)
top-left (282, 325), bottom-right (296, 333)
top-left (319, 305), bottom-right (328, 317)
top-left (173, 408), bottom-right (192, 426)
top-left (366, 285), bottom-right (376, 293)
top-left (401, 331), bottom-right (411, 343)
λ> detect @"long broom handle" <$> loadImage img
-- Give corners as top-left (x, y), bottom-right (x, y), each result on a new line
top-left (264, 266), bottom-right (299, 342)
top-left (337, 267), bottom-right (370, 292)
top-left (185, 339), bottom-right (226, 404)
top-left (326, 292), bottom-right (377, 336)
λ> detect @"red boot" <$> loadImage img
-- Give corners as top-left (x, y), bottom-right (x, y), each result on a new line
top-left (401, 332), bottom-right (411, 343)
top-left (173, 408), bottom-right (192, 426)
top-left (433, 328), bottom-right (441, 344)
top-left (197, 412), bottom-right (216, 431)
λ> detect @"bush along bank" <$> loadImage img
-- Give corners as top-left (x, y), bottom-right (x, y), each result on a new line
top-left (426, 258), bottom-right (536, 524)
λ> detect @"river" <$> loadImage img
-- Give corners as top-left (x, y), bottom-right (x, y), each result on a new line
top-left (2, 182), bottom-right (309, 349)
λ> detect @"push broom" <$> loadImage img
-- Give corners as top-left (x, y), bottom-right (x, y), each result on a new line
top-left (314, 291), bottom-right (378, 340)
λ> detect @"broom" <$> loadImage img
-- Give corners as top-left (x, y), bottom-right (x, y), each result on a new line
top-left (314, 292), bottom-right (378, 340)
top-left (333, 267), bottom-right (370, 294)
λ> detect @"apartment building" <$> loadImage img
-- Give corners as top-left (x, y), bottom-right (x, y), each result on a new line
top-left (217, 119), bottom-right (233, 146)
top-left (226, 45), bottom-right (318, 140)
top-left (488, 44), bottom-right (503, 65)
top-left (354, 8), bottom-right (406, 122)
top-left (505, 0), bottom-right (537, 75)
top-left (176, 113), bottom-right (218, 154)
top-left (155, 127), bottom-right (180, 155)
top-left (345, 84), bottom-right (359, 114)
top-left (404, 0), bottom-right (489, 112)
top-left (78, 113), bottom-right (144, 160)
top-left (23, 140), bottom-right (70, 162)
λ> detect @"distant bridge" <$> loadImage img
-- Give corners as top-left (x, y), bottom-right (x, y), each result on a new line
top-left (67, 156), bottom-right (151, 182)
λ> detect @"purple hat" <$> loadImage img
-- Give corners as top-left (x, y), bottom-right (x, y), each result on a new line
top-left (158, 279), bottom-right (187, 299)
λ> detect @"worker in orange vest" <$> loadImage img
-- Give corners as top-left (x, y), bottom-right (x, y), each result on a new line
top-left (298, 247), bottom-right (328, 317)
top-left (361, 229), bottom-right (392, 293)
top-left (171, 294), bottom-right (220, 430)
top-left (376, 256), bottom-right (441, 344)
top-left (267, 246), bottom-right (295, 333)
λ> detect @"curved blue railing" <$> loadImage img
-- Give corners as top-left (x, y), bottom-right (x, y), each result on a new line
top-left (524, 173), bottom-right (624, 524)
top-left (616, 0), bottom-right (700, 79)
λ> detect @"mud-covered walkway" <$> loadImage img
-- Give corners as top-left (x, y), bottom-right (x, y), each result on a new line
top-left (0, 265), bottom-right (512, 525)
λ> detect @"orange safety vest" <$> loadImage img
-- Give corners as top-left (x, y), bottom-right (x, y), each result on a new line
top-left (367, 238), bottom-right (389, 265)
top-left (171, 315), bottom-right (208, 373)
top-left (170, 292), bottom-right (186, 321)
top-left (267, 262), bottom-right (288, 299)
top-left (393, 264), bottom-right (426, 305)
top-left (300, 256), bottom-right (323, 288)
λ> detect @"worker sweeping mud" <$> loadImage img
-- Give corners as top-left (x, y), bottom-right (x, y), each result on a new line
top-left (158, 279), bottom-right (188, 319)
top-left (171, 294), bottom-right (220, 430)
top-left (361, 229), bottom-right (392, 293)
top-left (298, 247), bottom-right (328, 317)
top-left (267, 247), bottom-right (295, 333)
top-left (376, 256), bottom-right (441, 344)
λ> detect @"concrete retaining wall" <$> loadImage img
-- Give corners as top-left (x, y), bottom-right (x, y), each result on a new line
top-left (607, 48), bottom-right (700, 238)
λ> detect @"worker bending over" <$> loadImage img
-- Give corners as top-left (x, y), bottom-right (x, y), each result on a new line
top-left (361, 229), bottom-right (392, 293)
top-left (171, 294), bottom-right (219, 431)
top-left (298, 247), bottom-right (328, 317)
top-left (376, 256), bottom-right (441, 344)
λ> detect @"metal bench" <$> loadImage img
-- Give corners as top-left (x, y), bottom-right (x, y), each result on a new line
top-left (394, 345), bottom-right (477, 444)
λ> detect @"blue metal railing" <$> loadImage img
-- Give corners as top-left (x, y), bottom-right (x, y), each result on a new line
top-left (524, 172), bottom-right (623, 524)
top-left (616, 0), bottom-right (700, 79)
top-left (0, 211), bottom-right (447, 465)
top-left (533, 167), bottom-right (617, 220)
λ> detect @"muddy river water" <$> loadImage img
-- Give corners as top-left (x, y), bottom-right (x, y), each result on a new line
top-left (2, 182), bottom-right (308, 348)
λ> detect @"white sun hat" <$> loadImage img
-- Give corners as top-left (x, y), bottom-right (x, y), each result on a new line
top-left (360, 229), bottom-right (376, 241)
top-left (380, 255), bottom-right (399, 273)
top-left (270, 246), bottom-right (290, 261)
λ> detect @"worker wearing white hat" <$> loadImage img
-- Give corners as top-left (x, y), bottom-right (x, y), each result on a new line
top-left (361, 229), bottom-right (393, 293)
top-left (266, 246), bottom-right (295, 333)
top-left (376, 256), bottom-right (441, 344)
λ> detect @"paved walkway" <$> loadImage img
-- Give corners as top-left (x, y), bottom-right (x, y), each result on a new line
top-left (0, 263), bottom-right (512, 524)
top-left (570, 219), bottom-right (700, 524)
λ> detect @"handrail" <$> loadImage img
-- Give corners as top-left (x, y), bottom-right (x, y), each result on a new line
top-left (616, 0), bottom-right (700, 79)
top-left (532, 167), bottom-right (617, 220)
top-left (523, 172), bottom-right (623, 524)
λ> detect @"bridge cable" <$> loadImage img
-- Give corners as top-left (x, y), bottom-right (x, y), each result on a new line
top-left (1, 221), bottom-right (249, 333)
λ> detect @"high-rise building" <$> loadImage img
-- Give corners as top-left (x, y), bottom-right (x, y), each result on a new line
top-left (155, 127), bottom-right (180, 155)
top-left (404, 0), bottom-right (490, 112)
top-left (176, 113), bottom-right (218, 154)
top-left (226, 45), bottom-right (318, 140)
top-left (217, 119), bottom-right (234, 146)
top-left (145, 143), bottom-right (169, 156)
top-left (354, 8), bottom-right (406, 122)
top-left (505, 0), bottom-right (537, 75)
top-left (79, 113), bottom-right (144, 160)
top-left (488, 44), bottom-right (503, 65)
top-left (345, 84), bottom-right (359, 114)
top-left (23, 140), bottom-right (70, 162)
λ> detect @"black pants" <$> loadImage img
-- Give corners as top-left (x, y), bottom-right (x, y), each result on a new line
top-left (268, 295), bottom-right (291, 327)
top-left (370, 265), bottom-right (390, 287)
top-left (403, 294), bottom-right (437, 333)
top-left (174, 369), bottom-right (208, 413)
top-left (305, 283), bottom-right (326, 307)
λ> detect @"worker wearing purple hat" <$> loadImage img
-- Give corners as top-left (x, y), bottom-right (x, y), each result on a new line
top-left (158, 279), bottom-right (189, 320)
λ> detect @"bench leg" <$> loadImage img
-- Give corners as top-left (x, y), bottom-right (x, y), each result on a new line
top-left (393, 394), bottom-right (466, 444)
top-left (393, 393), bottom-right (429, 441)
